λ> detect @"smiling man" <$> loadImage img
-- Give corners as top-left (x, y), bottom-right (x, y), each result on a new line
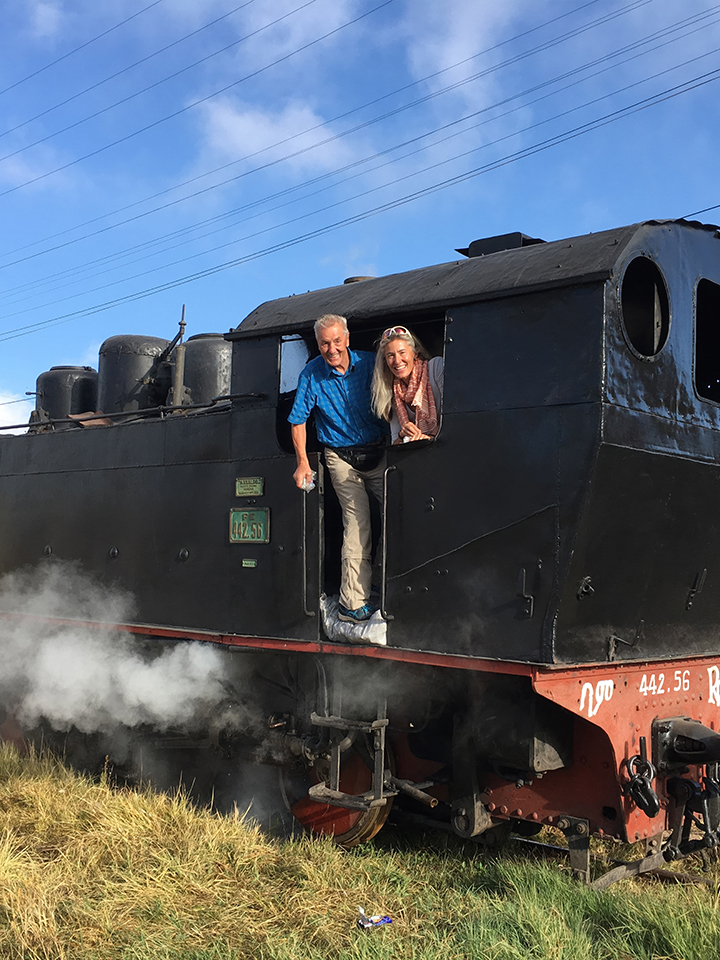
top-left (289, 314), bottom-right (388, 624)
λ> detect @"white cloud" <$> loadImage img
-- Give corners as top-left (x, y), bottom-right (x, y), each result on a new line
top-left (28, 1), bottom-right (64, 39)
top-left (399, 0), bottom-right (536, 98)
top-left (220, 0), bottom-right (360, 73)
top-left (197, 97), bottom-right (356, 174)
top-left (0, 135), bottom-right (77, 192)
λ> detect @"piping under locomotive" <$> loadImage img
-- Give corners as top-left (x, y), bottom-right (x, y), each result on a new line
top-left (2, 219), bottom-right (720, 882)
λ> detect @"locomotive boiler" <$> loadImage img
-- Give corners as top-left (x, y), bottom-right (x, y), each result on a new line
top-left (2, 218), bottom-right (720, 883)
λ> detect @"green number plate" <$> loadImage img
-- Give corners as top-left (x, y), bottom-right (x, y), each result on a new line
top-left (229, 508), bottom-right (270, 543)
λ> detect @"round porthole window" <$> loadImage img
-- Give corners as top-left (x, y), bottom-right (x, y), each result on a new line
top-left (620, 257), bottom-right (670, 358)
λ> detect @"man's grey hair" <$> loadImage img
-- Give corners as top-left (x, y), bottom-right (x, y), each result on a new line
top-left (314, 314), bottom-right (348, 340)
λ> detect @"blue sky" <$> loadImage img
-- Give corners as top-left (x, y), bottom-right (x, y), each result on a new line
top-left (0, 0), bottom-right (719, 426)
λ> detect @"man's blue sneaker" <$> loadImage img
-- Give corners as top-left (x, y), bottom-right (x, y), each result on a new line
top-left (338, 602), bottom-right (377, 623)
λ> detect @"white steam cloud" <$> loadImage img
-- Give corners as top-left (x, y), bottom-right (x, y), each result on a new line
top-left (0, 562), bottom-right (229, 735)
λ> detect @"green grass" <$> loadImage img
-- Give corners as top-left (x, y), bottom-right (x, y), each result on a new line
top-left (0, 745), bottom-right (717, 960)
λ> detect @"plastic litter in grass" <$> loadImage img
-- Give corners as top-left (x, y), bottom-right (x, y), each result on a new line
top-left (357, 906), bottom-right (392, 930)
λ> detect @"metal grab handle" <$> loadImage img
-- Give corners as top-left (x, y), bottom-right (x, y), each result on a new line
top-left (301, 482), bottom-right (315, 617)
top-left (380, 464), bottom-right (396, 621)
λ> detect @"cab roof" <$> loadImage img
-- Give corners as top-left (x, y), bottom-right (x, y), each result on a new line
top-left (228, 220), bottom-right (718, 340)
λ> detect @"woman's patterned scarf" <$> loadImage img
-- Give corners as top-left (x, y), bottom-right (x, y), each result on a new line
top-left (392, 356), bottom-right (438, 437)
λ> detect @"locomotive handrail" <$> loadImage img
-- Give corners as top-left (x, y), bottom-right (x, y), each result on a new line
top-left (301, 481), bottom-right (316, 618)
top-left (380, 463), bottom-right (397, 621)
top-left (2, 393), bottom-right (267, 432)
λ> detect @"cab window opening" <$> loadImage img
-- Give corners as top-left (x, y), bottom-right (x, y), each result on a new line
top-left (275, 317), bottom-right (446, 455)
top-left (695, 278), bottom-right (720, 403)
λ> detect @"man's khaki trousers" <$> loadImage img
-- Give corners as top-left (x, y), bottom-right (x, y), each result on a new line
top-left (325, 450), bottom-right (386, 611)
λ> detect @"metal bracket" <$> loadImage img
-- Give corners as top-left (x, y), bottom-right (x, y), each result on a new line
top-left (590, 850), bottom-right (666, 890)
top-left (557, 816), bottom-right (591, 882)
top-left (686, 568), bottom-right (707, 610)
top-left (451, 717), bottom-right (493, 838)
top-left (516, 568), bottom-right (534, 619)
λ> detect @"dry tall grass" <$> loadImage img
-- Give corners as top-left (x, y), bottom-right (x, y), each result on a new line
top-left (0, 744), bottom-right (718, 960)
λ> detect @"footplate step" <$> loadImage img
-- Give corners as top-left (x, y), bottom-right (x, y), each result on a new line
top-left (307, 781), bottom-right (396, 811)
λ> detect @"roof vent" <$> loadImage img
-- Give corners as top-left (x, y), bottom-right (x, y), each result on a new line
top-left (456, 232), bottom-right (545, 258)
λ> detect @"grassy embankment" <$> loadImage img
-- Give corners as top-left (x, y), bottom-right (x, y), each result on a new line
top-left (0, 745), bottom-right (718, 960)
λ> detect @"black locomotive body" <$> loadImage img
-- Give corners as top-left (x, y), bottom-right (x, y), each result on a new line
top-left (2, 219), bottom-right (720, 879)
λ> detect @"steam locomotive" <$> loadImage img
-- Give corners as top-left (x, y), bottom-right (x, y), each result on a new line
top-left (2, 218), bottom-right (720, 883)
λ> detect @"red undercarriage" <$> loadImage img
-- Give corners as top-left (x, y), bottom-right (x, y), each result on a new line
top-left (1, 611), bottom-right (717, 844)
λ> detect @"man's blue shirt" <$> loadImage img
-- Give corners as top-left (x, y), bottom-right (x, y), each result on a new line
top-left (288, 349), bottom-right (388, 448)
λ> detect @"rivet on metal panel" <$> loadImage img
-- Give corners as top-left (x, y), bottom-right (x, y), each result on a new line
top-left (43, 545), bottom-right (52, 557)
top-left (108, 546), bottom-right (119, 560)
top-left (178, 548), bottom-right (189, 562)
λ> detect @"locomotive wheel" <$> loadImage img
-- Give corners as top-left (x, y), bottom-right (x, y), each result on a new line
top-left (280, 737), bottom-right (393, 847)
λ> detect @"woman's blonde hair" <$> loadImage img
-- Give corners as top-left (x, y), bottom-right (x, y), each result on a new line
top-left (371, 326), bottom-right (430, 421)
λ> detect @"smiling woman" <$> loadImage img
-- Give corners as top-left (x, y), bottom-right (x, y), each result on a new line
top-left (371, 324), bottom-right (443, 443)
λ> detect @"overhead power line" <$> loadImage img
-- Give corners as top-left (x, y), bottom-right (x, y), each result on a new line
top-left (0, 0), bottom-right (166, 97)
top-left (683, 202), bottom-right (720, 219)
top-left (0, 0), bottom-right (311, 157)
top-left (0, 0), bottom-right (713, 297)
top-left (1, 62), bottom-right (718, 344)
top-left (0, 0), bottom-right (609, 260)
top-left (0, 0), bottom-right (394, 200)
top-left (0, 0), bottom-right (260, 143)
top-left (0, 0), bottom-right (665, 268)
top-left (3, 14), bottom-right (718, 309)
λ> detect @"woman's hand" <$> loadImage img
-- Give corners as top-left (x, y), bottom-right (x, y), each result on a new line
top-left (398, 421), bottom-right (424, 441)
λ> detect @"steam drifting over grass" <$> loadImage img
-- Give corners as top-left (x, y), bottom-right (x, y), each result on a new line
top-left (0, 561), bottom-right (229, 734)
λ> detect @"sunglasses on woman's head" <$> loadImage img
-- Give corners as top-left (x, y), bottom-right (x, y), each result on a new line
top-left (381, 326), bottom-right (411, 340)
